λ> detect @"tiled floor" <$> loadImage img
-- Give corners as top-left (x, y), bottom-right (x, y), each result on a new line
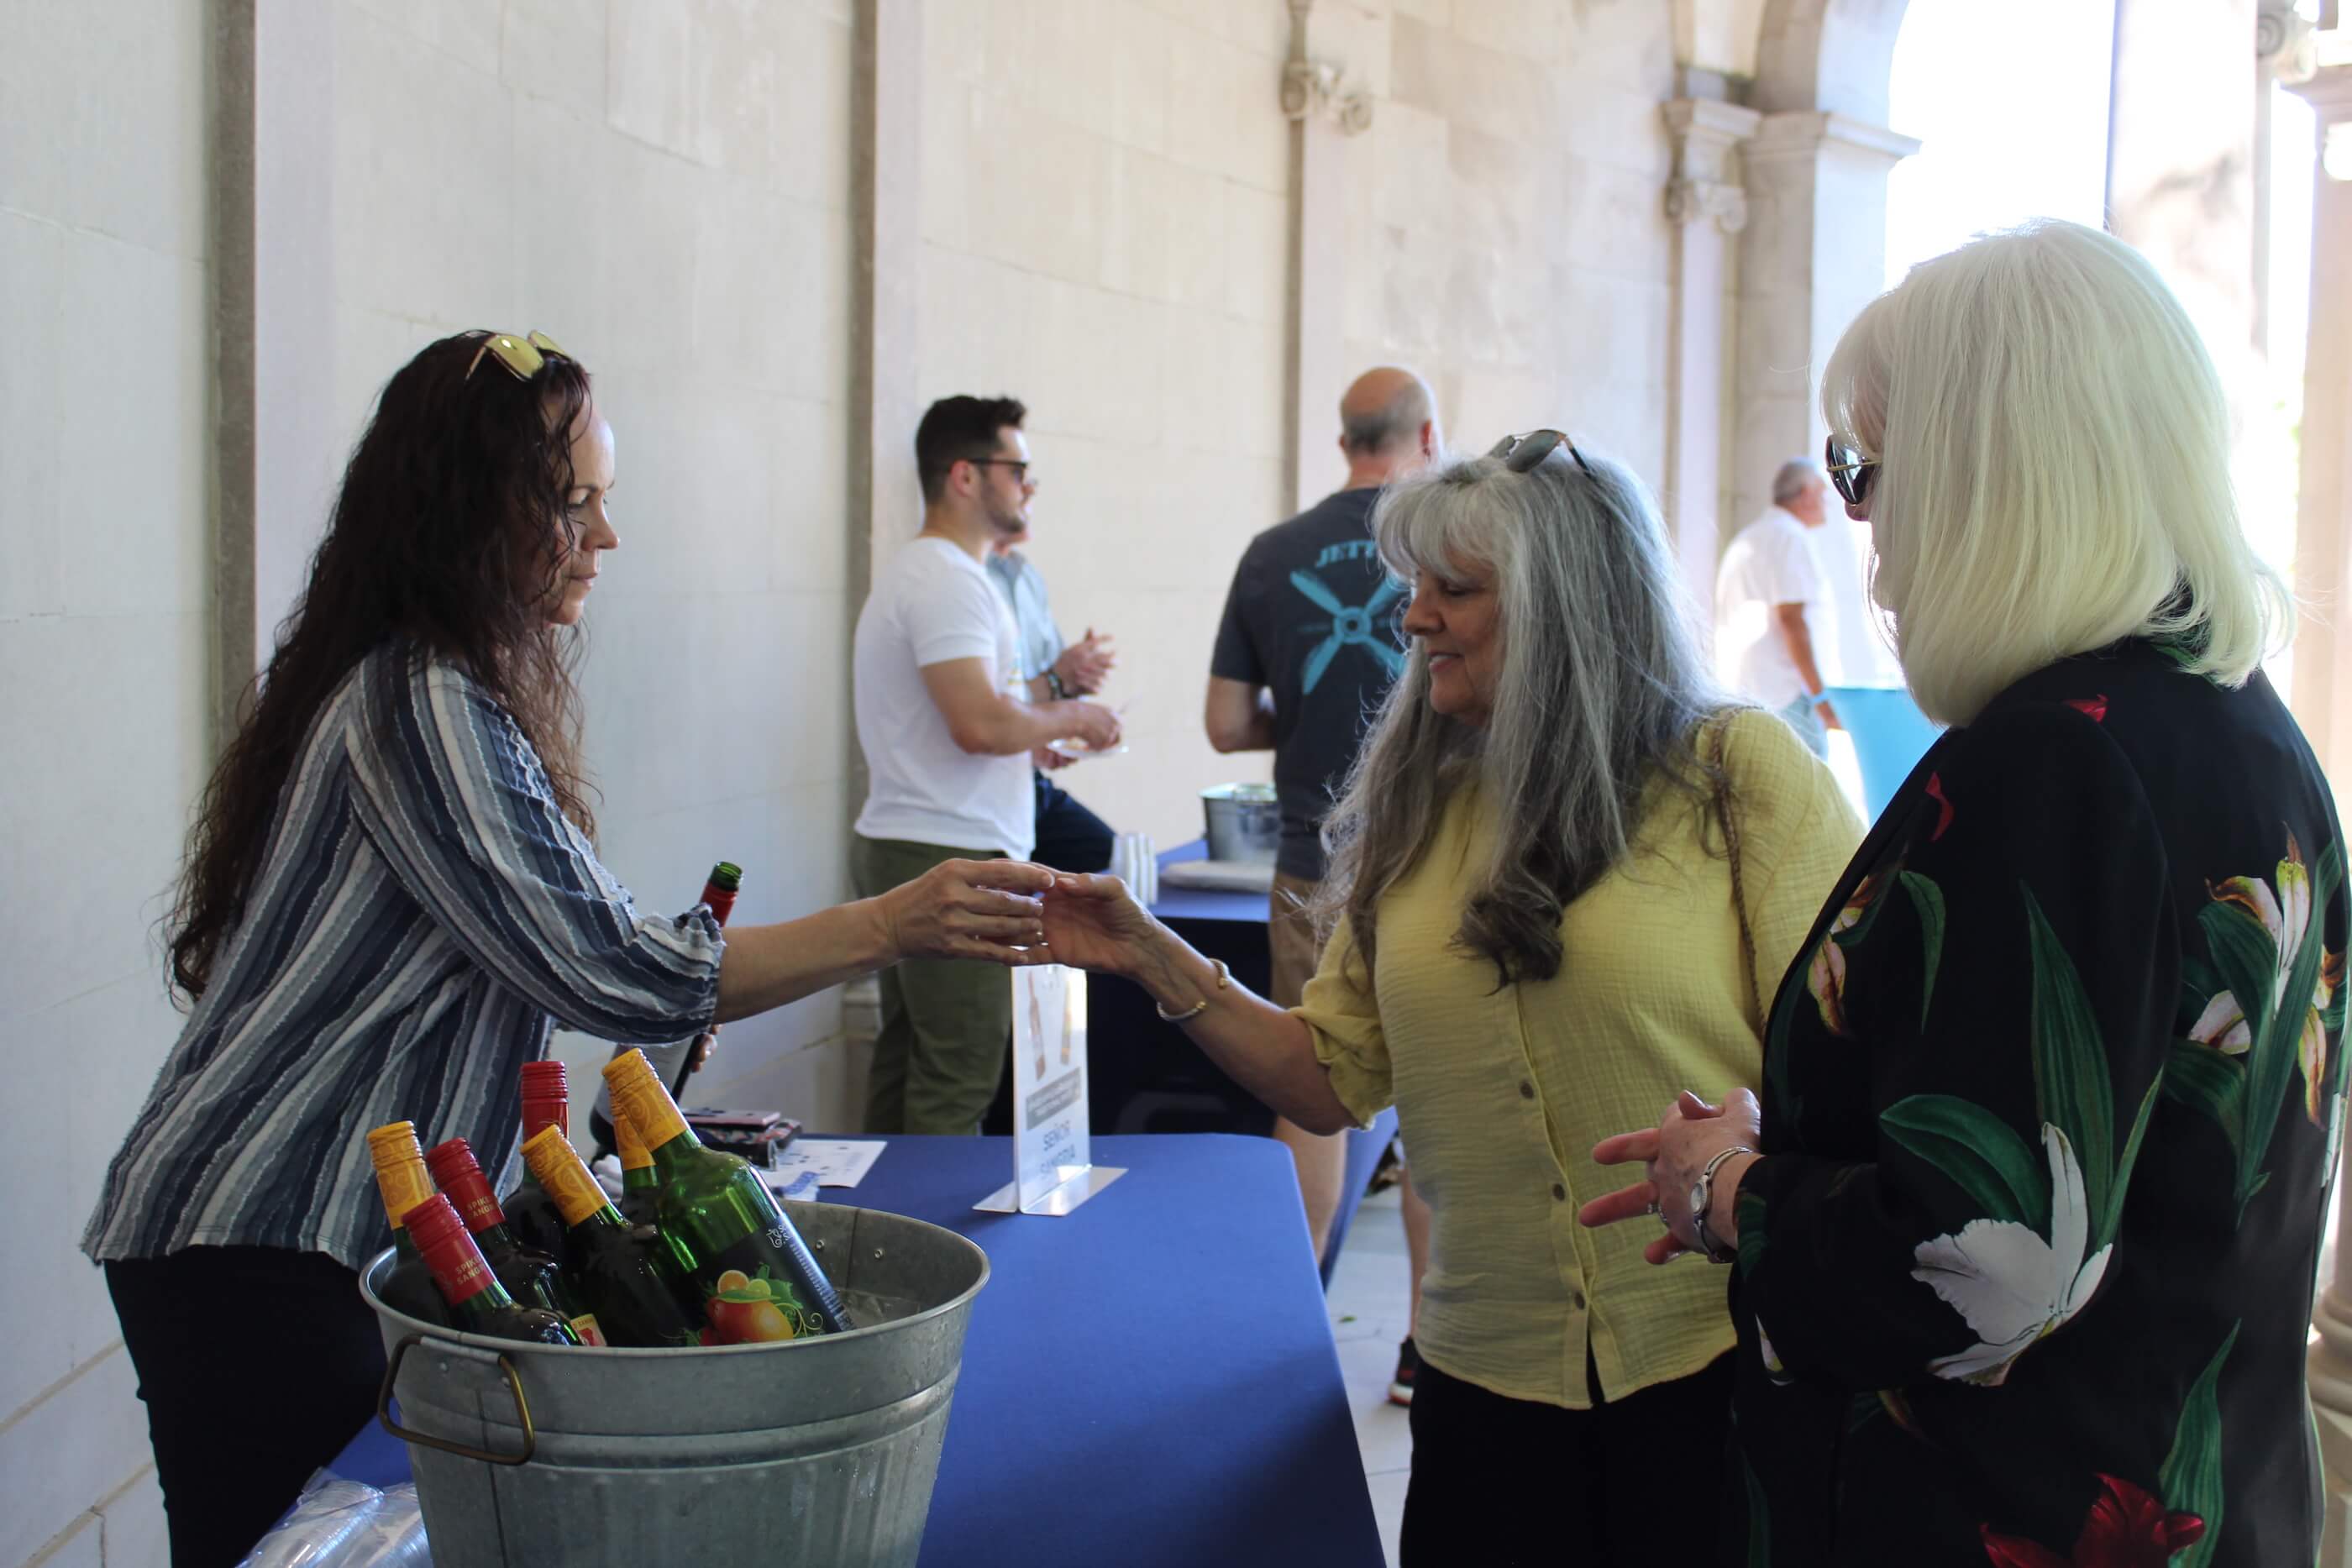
top-left (1327, 1184), bottom-right (1414, 1566)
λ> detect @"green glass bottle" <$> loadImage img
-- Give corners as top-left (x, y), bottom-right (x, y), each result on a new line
top-left (614, 1101), bottom-right (661, 1230)
top-left (366, 1122), bottom-right (449, 1328)
top-left (405, 1193), bottom-right (583, 1347)
top-left (523, 1126), bottom-right (705, 1348)
top-left (603, 1048), bottom-right (853, 1342)
top-left (425, 1135), bottom-right (604, 1345)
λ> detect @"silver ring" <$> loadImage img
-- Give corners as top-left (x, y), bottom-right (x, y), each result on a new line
top-left (1645, 1198), bottom-right (1663, 1219)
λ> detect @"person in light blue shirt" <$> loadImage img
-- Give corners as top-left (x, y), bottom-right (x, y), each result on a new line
top-left (987, 531), bottom-right (1121, 873)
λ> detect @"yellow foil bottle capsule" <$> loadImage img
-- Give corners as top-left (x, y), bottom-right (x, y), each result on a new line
top-left (363, 1120), bottom-right (449, 1327)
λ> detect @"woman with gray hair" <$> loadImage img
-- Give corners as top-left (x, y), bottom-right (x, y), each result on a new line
top-left (1584, 219), bottom-right (2342, 1565)
top-left (1039, 433), bottom-right (1860, 1560)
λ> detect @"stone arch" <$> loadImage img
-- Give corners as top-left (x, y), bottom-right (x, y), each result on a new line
top-left (1751, 0), bottom-right (1911, 122)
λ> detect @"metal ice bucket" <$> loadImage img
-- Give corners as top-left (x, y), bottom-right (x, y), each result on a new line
top-left (360, 1201), bottom-right (988, 1567)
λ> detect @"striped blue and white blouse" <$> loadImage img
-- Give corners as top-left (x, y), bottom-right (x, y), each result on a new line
top-left (82, 643), bottom-right (723, 1271)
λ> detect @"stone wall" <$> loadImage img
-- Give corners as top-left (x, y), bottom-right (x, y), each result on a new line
top-left (916, 0), bottom-right (1294, 851)
top-left (0, 2), bottom-right (208, 1560)
top-left (1336, 0), bottom-right (1681, 483)
top-left (317, 0), bottom-right (866, 1133)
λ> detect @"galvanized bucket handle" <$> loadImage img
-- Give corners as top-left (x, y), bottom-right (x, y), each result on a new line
top-left (376, 1331), bottom-right (538, 1467)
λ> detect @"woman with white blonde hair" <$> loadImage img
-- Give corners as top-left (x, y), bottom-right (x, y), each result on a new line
top-left (1585, 218), bottom-right (2342, 1565)
top-left (1038, 433), bottom-right (1860, 1560)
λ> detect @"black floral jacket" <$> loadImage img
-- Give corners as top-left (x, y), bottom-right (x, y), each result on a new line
top-left (1728, 640), bottom-right (2344, 1566)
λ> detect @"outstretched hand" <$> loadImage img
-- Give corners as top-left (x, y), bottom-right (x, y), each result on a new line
top-left (1037, 872), bottom-right (1162, 976)
top-left (877, 859), bottom-right (1057, 965)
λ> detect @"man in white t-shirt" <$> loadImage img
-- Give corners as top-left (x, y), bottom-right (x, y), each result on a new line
top-left (1714, 459), bottom-right (1840, 758)
top-left (851, 395), bottom-right (1121, 1135)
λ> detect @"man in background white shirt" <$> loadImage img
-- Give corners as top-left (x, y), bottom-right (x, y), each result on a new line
top-left (1714, 459), bottom-right (1840, 758)
top-left (851, 395), bottom-right (1120, 1134)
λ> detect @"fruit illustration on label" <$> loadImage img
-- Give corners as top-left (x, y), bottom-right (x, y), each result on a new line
top-left (700, 1266), bottom-right (823, 1344)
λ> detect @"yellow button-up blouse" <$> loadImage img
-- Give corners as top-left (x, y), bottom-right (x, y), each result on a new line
top-left (1299, 710), bottom-right (1862, 1408)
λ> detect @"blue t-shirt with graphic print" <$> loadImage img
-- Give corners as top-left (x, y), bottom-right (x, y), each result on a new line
top-left (1209, 486), bottom-right (1405, 881)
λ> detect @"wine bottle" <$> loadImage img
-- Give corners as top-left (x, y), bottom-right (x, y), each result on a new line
top-left (522, 1126), bottom-right (705, 1348)
top-left (614, 1101), bottom-right (660, 1229)
top-left (424, 1135), bottom-right (604, 1346)
top-left (366, 1122), bottom-right (449, 1327)
top-left (501, 1060), bottom-right (574, 1264)
top-left (663, 860), bottom-right (743, 1099)
top-left (700, 860), bottom-right (743, 925)
top-left (404, 1193), bottom-right (583, 1346)
top-left (602, 1048), bottom-right (853, 1341)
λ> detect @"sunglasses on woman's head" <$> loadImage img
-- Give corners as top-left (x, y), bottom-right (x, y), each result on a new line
top-left (1824, 435), bottom-right (1877, 507)
top-left (465, 330), bottom-right (570, 382)
top-left (1488, 429), bottom-right (1595, 478)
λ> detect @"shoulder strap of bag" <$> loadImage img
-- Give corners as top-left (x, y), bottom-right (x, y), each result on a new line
top-left (1708, 717), bottom-right (1764, 1027)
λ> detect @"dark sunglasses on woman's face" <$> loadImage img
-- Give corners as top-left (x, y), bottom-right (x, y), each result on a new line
top-left (1824, 436), bottom-right (1877, 507)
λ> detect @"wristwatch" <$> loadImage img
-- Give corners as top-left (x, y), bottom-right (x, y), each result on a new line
top-left (1045, 669), bottom-right (1068, 700)
top-left (1688, 1145), bottom-right (1756, 1265)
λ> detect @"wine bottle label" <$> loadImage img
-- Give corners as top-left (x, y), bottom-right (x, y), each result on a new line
top-left (694, 1236), bottom-right (837, 1344)
top-left (438, 1170), bottom-right (504, 1232)
top-left (569, 1314), bottom-right (607, 1348)
top-left (433, 1248), bottom-right (494, 1307)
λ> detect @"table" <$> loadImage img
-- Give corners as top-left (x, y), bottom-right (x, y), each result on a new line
top-left (314, 1133), bottom-right (1385, 1566)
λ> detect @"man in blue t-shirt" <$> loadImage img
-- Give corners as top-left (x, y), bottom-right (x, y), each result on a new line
top-left (1205, 365), bottom-right (1438, 1278)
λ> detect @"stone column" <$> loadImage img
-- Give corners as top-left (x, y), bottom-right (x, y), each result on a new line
top-left (1662, 97), bottom-right (1761, 646)
top-left (211, 0), bottom-right (335, 734)
top-left (2293, 72), bottom-right (2352, 1565)
top-left (1278, 0), bottom-right (1370, 516)
top-left (838, 0), bottom-right (925, 1052)
top-left (1732, 110), bottom-right (1918, 684)
top-left (849, 0), bottom-right (923, 599)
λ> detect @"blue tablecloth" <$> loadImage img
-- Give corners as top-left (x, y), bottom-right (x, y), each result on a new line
top-left (319, 1134), bottom-right (1383, 1565)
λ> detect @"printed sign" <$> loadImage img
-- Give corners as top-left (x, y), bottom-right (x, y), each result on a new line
top-left (974, 964), bottom-right (1124, 1216)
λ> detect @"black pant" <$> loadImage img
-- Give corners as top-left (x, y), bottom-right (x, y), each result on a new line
top-left (1032, 772), bottom-right (1114, 873)
top-left (1402, 1350), bottom-right (1735, 1566)
top-left (107, 1247), bottom-right (387, 1568)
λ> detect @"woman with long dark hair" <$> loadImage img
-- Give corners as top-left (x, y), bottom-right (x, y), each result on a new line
top-left (81, 331), bottom-right (1053, 1566)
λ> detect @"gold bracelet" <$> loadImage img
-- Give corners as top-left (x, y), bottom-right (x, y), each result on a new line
top-left (1154, 957), bottom-right (1231, 1022)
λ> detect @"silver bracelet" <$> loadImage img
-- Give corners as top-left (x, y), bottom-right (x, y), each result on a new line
top-left (1154, 958), bottom-right (1231, 1022)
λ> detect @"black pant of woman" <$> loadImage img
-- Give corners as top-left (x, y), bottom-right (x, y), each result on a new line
top-left (107, 1246), bottom-right (386, 1568)
top-left (1402, 1350), bottom-right (1735, 1565)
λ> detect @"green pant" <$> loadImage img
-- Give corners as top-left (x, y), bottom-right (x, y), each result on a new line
top-left (851, 835), bottom-right (1012, 1135)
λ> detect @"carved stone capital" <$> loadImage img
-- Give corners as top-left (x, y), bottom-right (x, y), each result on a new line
top-left (2259, 1), bottom-right (2318, 81)
top-left (1281, 57), bottom-right (1373, 134)
top-left (1661, 99), bottom-right (1761, 233)
top-left (1666, 178), bottom-right (1749, 233)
